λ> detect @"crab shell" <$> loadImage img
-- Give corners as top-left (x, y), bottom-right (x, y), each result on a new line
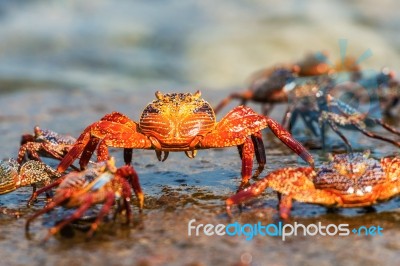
top-left (227, 152), bottom-right (400, 218)
top-left (0, 159), bottom-right (19, 194)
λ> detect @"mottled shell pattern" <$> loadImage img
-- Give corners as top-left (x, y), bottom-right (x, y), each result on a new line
top-left (34, 126), bottom-right (76, 145)
top-left (314, 151), bottom-right (385, 196)
top-left (0, 159), bottom-right (19, 194)
top-left (18, 160), bottom-right (61, 187)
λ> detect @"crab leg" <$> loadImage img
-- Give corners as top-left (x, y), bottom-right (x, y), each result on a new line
top-left (226, 167), bottom-right (337, 219)
top-left (265, 117), bottom-right (314, 167)
top-left (17, 143), bottom-right (41, 163)
top-left (58, 119), bottom-right (152, 172)
top-left (321, 115), bottom-right (353, 151)
top-left (214, 91), bottom-right (252, 114)
top-left (124, 148), bottom-right (133, 165)
top-left (25, 189), bottom-right (74, 232)
top-left (371, 119), bottom-right (400, 135)
top-left (27, 176), bottom-right (66, 206)
top-left (352, 123), bottom-right (400, 148)
top-left (45, 195), bottom-right (95, 240)
top-left (116, 165), bottom-right (144, 210)
top-left (79, 137), bottom-right (100, 170)
top-left (58, 131), bottom-right (92, 172)
top-left (237, 136), bottom-right (255, 190)
top-left (326, 94), bottom-right (400, 147)
top-left (251, 131), bottom-right (266, 179)
top-left (279, 195), bottom-right (294, 219)
top-left (119, 177), bottom-right (134, 223)
top-left (86, 192), bottom-right (115, 238)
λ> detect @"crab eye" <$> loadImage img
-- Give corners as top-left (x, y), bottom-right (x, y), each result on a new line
top-left (193, 90), bottom-right (201, 99)
top-left (155, 91), bottom-right (164, 100)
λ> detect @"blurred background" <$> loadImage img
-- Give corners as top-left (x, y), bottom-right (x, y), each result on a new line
top-left (0, 0), bottom-right (399, 93)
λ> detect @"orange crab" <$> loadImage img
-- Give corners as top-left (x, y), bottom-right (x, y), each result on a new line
top-left (226, 151), bottom-right (400, 219)
top-left (57, 91), bottom-right (313, 190)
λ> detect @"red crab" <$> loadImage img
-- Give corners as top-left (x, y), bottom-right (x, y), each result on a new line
top-left (226, 151), bottom-right (400, 219)
top-left (25, 157), bottom-right (144, 239)
top-left (57, 91), bottom-right (314, 190)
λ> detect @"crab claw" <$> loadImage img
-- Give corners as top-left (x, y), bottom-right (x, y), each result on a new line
top-left (184, 150), bottom-right (197, 159)
top-left (266, 117), bottom-right (314, 167)
top-left (155, 150), bottom-right (169, 162)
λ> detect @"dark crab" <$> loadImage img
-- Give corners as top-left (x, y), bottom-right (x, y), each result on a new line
top-left (0, 159), bottom-right (61, 205)
top-left (226, 152), bottom-right (400, 219)
top-left (25, 158), bottom-right (144, 239)
top-left (283, 79), bottom-right (400, 150)
top-left (227, 151), bottom-right (400, 219)
top-left (214, 52), bottom-right (360, 115)
top-left (18, 126), bottom-right (76, 164)
top-left (57, 91), bottom-right (314, 191)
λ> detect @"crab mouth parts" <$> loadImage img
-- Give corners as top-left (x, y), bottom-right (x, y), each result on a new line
top-left (154, 145), bottom-right (194, 151)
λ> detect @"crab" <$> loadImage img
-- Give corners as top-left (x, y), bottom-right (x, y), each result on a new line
top-left (213, 52), bottom-right (361, 115)
top-left (57, 91), bottom-right (314, 191)
top-left (0, 159), bottom-right (62, 205)
top-left (283, 79), bottom-right (400, 149)
top-left (226, 151), bottom-right (400, 219)
top-left (18, 126), bottom-right (76, 165)
top-left (25, 157), bottom-right (144, 239)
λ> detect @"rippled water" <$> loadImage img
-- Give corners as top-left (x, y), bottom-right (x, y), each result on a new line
top-left (0, 1), bottom-right (399, 266)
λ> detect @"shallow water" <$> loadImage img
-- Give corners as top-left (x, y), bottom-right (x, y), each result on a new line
top-left (0, 1), bottom-right (400, 266)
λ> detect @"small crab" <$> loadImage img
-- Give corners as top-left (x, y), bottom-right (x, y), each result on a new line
top-left (0, 159), bottom-right (61, 205)
top-left (18, 126), bottom-right (76, 164)
top-left (284, 82), bottom-right (400, 149)
top-left (214, 67), bottom-right (298, 115)
top-left (57, 91), bottom-right (314, 191)
top-left (214, 52), bottom-right (360, 115)
top-left (226, 151), bottom-right (400, 219)
top-left (25, 158), bottom-right (144, 239)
